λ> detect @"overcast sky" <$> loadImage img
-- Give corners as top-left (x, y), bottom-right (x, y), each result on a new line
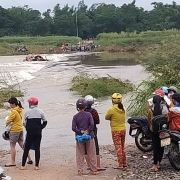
top-left (1, 0), bottom-right (180, 12)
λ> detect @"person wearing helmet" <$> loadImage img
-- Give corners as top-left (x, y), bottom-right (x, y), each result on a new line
top-left (84, 95), bottom-right (105, 171)
top-left (167, 86), bottom-right (178, 99)
top-left (168, 93), bottom-right (180, 131)
top-left (160, 86), bottom-right (168, 96)
top-left (72, 98), bottom-right (99, 176)
top-left (146, 89), bottom-right (171, 113)
top-left (105, 93), bottom-right (127, 169)
top-left (5, 97), bottom-right (32, 167)
top-left (20, 97), bottom-right (47, 170)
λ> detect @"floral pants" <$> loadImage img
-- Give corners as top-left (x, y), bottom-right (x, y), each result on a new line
top-left (112, 130), bottom-right (126, 167)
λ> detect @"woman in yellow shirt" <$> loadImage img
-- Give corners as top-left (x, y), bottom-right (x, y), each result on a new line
top-left (5, 97), bottom-right (32, 167)
top-left (105, 93), bottom-right (126, 169)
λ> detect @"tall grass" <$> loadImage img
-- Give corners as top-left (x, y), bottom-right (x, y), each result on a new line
top-left (128, 42), bottom-right (180, 116)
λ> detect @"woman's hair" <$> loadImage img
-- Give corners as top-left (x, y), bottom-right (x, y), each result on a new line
top-left (8, 97), bottom-right (23, 108)
top-left (152, 95), bottom-right (162, 116)
top-left (118, 102), bottom-right (125, 113)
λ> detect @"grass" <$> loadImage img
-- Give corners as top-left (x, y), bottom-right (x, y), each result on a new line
top-left (0, 88), bottom-right (23, 107)
top-left (96, 29), bottom-right (180, 47)
top-left (70, 72), bottom-right (134, 98)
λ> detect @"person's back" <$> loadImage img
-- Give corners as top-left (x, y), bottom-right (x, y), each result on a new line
top-left (72, 111), bottom-right (94, 138)
top-left (72, 98), bottom-right (98, 176)
top-left (6, 105), bottom-right (23, 133)
top-left (105, 104), bottom-right (126, 131)
top-left (168, 93), bottom-right (180, 131)
top-left (169, 107), bottom-right (180, 131)
top-left (86, 107), bottom-right (99, 130)
top-left (24, 106), bottom-right (47, 132)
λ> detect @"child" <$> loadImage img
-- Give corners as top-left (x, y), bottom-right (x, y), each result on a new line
top-left (72, 98), bottom-right (99, 176)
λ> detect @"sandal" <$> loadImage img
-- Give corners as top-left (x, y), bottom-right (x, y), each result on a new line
top-left (27, 160), bottom-right (33, 165)
top-left (34, 167), bottom-right (39, 170)
top-left (20, 166), bottom-right (26, 170)
top-left (97, 167), bottom-right (106, 171)
top-left (149, 166), bottom-right (158, 172)
top-left (92, 171), bottom-right (99, 175)
top-left (78, 171), bottom-right (83, 176)
top-left (5, 163), bottom-right (16, 167)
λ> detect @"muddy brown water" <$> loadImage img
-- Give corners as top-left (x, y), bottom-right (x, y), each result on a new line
top-left (0, 52), bottom-right (150, 151)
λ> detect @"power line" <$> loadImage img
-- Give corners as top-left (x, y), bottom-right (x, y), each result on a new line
top-left (10, 0), bottom-right (21, 6)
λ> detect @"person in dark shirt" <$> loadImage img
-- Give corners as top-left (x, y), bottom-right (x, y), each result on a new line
top-left (72, 98), bottom-right (99, 176)
top-left (20, 97), bottom-right (47, 170)
top-left (84, 95), bottom-right (105, 171)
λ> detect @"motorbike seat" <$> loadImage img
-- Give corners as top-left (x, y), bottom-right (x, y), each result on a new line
top-left (128, 117), bottom-right (148, 124)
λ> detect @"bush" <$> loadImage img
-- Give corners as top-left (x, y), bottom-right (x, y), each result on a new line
top-left (70, 73), bottom-right (134, 98)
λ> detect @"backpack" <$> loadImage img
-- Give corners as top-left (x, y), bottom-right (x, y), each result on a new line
top-left (152, 115), bottom-right (168, 134)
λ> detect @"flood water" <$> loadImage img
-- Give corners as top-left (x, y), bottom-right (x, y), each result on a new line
top-left (0, 52), bottom-right (150, 150)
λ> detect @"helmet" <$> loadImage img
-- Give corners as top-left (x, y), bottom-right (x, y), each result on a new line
top-left (2, 131), bottom-right (9, 141)
top-left (153, 89), bottom-right (165, 97)
top-left (85, 95), bottom-right (94, 106)
top-left (172, 93), bottom-right (180, 102)
top-left (112, 93), bottom-right (122, 104)
top-left (160, 86), bottom-right (168, 94)
top-left (76, 98), bottom-right (87, 109)
top-left (168, 86), bottom-right (178, 93)
top-left (28, 97), bottom-right (38, 105)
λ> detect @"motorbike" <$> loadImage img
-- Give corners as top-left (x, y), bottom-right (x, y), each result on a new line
top-left (159, 127), bottom-right (180, 171)
top-left (127, 117), bottom-right (153, 152)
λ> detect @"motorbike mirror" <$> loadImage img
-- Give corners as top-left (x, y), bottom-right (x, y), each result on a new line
top-left (162, 124), bottom-right (167, 129)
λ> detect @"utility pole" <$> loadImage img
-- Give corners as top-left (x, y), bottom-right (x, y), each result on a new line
top-left (76, 8), bottom-right (79, 38)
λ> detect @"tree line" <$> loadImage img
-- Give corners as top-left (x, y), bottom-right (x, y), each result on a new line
top-left (1, 0), bottom-right (180, 39)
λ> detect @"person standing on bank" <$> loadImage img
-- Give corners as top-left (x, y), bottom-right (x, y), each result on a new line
top-left (5, 97), bottom-right (32, 167)
top-left (84, 95), bottom-right (106, 171)
top-left (72, 98), bottom-right (99, 176)
top-left (147, 95), bottom-right (168, 171)
top-left (20, 97), bottom-right (47, 170)
top-left (105, 93), bottom-right (127, 170)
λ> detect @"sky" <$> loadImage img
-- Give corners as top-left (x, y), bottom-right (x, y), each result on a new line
top-left (0, 0), bottom-right (180, 12)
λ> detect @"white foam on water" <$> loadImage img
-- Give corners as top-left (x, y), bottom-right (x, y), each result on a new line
top-left (0, 53), bottom-right (71, 87)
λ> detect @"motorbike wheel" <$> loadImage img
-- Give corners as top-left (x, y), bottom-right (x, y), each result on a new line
top-left (168, 142), bottom-right (180, 171)
top-left (135, 131), bottom-right (153, 152)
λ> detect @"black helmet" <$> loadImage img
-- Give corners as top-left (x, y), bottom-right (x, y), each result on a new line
top-left (76, 98), bottom-right (87, 109)
top-left (2, 131), bottom-right (9, 141)
top-left (172, 93), bottom-right (180, 103)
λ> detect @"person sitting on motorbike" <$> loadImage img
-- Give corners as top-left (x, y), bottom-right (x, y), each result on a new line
top-left (147, 95), bottom-right (168, 172)
top-left (168, 93), bottom-right (180, 131)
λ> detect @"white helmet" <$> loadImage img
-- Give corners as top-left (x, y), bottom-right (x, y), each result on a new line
top-left (85, 95), bottom-right (94, 106)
